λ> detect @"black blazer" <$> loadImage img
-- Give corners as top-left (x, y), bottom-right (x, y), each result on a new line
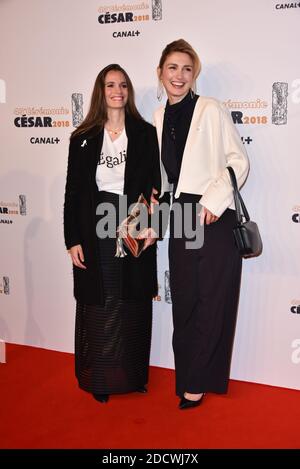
top-left (64, 115), bottom-right (161, 305)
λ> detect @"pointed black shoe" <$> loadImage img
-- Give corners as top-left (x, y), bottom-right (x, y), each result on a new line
top-left (179, 393), bottom-right (205, 410)
top-left (136, 386), bottom-right (147, 393)
top-left (93, 393), bottom-right (109, 403)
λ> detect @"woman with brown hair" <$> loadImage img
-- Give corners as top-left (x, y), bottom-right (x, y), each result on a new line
top-left (64, 64), bottom-right (160, 403)
top-left (153, 40), bottom-right (249, 409)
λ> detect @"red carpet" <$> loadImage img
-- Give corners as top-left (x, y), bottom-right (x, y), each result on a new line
top-left (0, 344), bottom-right (299, 449)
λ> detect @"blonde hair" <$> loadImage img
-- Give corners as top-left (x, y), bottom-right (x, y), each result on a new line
top-left (158, 39), bottom-right (201, 79)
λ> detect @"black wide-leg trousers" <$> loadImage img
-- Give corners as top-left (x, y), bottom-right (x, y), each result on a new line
top-left (169, 193), bottom-right (242, 396)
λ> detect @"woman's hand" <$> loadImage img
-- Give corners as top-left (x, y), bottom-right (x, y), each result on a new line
top-left (68, 244), bottom-right (86, 269)
top-left (137, 228), bottom-right (158, 250)
top-left (150, 187), bottom-right (159, 214)
top-left (199, 207), bottom-right (219, 225)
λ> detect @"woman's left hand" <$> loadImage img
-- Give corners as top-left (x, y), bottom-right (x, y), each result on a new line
top-left (137, 228), bottom-right (158, 250)
top-left (199, 207), bottom-right (219, 225)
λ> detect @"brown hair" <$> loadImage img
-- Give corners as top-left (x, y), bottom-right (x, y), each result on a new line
top-left (71, 64), bottom-right (143, 138)
top-left (158, 39), bottom-right (201, 79)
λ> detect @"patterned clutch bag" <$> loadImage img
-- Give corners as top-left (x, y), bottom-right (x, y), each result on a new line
top-left (115, 194), bottom-right (150, 258)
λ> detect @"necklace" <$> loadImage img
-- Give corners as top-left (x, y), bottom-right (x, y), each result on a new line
top-left (105, 126), bottom-right (124, 136)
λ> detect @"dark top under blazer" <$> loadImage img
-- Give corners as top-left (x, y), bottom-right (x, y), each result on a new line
top-left (64, 115), bottom-right (161, 305)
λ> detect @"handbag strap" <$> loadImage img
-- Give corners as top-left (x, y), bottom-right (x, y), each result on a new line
top-left (227, 166), bottom-right (250, 223)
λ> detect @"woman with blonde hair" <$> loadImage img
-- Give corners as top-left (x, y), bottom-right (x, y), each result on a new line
top-left (153, 39), bottom-right (249, 409)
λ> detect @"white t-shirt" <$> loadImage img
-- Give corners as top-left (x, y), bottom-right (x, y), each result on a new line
top-left (96, 129), bottom-right (128, 195)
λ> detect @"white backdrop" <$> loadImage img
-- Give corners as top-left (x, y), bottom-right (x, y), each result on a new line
top-left (0, 0), bottom-right (300, 390)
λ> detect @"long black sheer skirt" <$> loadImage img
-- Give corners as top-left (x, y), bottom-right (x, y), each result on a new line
top-left (75, 191), bottom-right (152, 395)
top-left (169, 193), bottom-right (242, 396)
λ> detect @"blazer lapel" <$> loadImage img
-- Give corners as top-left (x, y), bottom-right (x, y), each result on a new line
top-left (86, 130), bottom-right (104, 186)
top-left (124, 115), bottom-right (145, 190)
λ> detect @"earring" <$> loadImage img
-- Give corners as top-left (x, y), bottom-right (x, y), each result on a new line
top-left (157, 81), bottom-right (164, 101)
top-left (190, 82), bottom-right (197, 99)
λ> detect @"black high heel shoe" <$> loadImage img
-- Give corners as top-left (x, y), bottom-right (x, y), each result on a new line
top-left (93, 393), bottom-right (109, 403)
top-left (136, 386), bottom-right (147, 393)
top-left (179, 393), bottom-right (205, 410)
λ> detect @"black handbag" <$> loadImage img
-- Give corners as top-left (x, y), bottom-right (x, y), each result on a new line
top-left (227, 166), bottom-right (263, 258)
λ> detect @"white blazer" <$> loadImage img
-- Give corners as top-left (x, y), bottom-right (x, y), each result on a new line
top-left (153, 96), bottom-right (250, 217)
